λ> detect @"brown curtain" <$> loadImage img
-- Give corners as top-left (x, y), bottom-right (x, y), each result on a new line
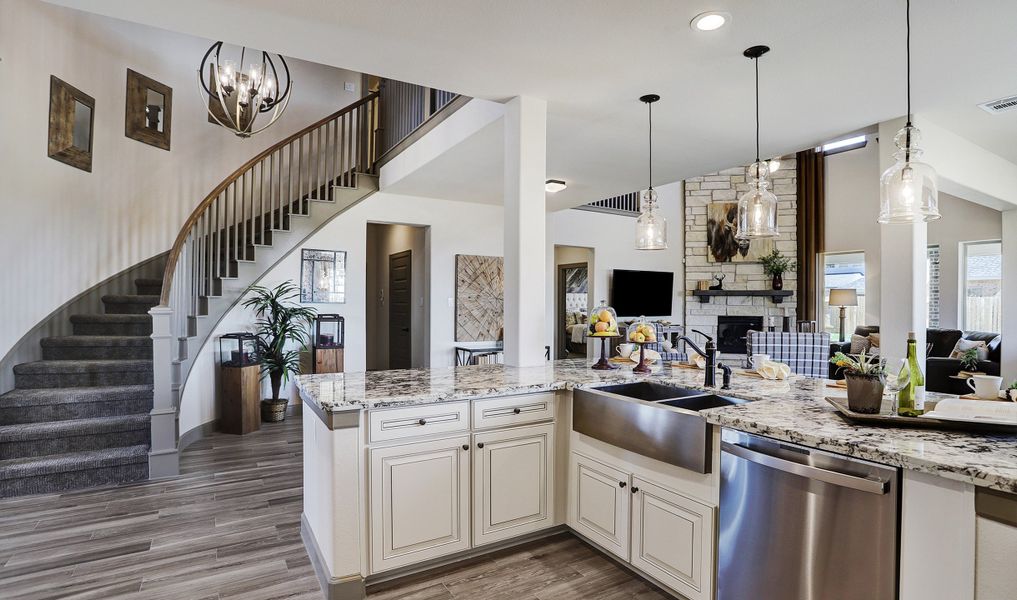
top-left (796, 149), bottom-right (825, 322)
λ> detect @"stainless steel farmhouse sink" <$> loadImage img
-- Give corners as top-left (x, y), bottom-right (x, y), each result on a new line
top-left (572, 382), bottom-right (748, 473)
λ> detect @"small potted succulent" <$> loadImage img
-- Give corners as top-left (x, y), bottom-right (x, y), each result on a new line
top-left (241, 282), bottom-right (316, 422)
top-left (957, 348), bottom-right (985, 376)
top-left (760, 249), bottom-right (793, 291)
top-left (831, 351), bottom-right (885, 414)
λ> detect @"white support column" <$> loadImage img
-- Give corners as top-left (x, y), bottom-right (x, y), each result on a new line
top-left (148, 306), bottom-right (180, 478)
top-left (878, 118), bottom-right (928, 363)
top-left (502, 96), bottom-right (547, 367)
top-left (1002, 210), bottom-right (1017, 382)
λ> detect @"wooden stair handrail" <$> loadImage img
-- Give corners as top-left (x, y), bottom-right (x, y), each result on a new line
top-left (158, 91), bottom-right (380, 305)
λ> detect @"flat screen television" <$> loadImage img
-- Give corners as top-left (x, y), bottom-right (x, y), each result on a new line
top-left (610, 269), bottom-right (674, 317)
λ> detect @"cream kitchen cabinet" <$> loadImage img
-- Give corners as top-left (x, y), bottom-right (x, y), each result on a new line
top-left (369, 435), bottom-right (472, 572)
top-left (473, 423), bottom-right (555, 547)
top-left (569, 452), bottom-right (716, 600)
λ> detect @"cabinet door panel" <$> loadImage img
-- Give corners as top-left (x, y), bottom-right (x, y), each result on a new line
top-left (370, 436), bottom-right (471, 572)
top-left (473, 423), bottom-right (554, 546)
top-left (569, 453), bottom-right (630, 561)
top-left (631, 477), bottom-right (714, 600)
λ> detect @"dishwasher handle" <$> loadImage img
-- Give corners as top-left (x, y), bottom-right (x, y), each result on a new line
top-left (722, 441), bottom-right (889, 495)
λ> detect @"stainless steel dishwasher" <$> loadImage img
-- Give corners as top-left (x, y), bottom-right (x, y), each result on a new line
top-left (719, 429), bottom-right (900, 600)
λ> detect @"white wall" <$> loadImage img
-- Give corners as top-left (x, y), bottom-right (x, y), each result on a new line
top-left (824, 141), bottom-right (1003, 330)
top-left (547, 181), bottom-right (685, 348)
top-left (824, 141), bottom-right (882, 325)
top-left (0, 0), bottom-right (361, 358)
top-left (928, 193), bottom-right (1002, 329)
top-left (178, 192), bottom-right (504, 433)
top-left (366, 223), bottom-right (428, 370)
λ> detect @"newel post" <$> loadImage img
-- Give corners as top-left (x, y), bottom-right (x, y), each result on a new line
top-left (149, 306), bottom-right (180, 478)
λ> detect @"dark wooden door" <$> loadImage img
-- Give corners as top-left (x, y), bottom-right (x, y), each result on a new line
top-left (388, 250), bottom-right (412, 369)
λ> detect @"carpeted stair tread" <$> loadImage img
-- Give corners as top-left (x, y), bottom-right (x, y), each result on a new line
top-left (0, 445), bottom-right (149, 480)
top-left (0, 385), bottom-right (152, 425)
top-left (40, 336), bottom-right (152, 360)
top-left (70, 314), bottom-right (152, 336)
top-left (0, 414), bottom-right (149, 442)
top-left (13, 359), bottom-right (153, 374)
top-left (101, 294), bottom-right (161, 303)
top-left (133, 278), bottom-right (163, 295)
top-left (41, 336), bottom-right (151, 347)
top-left (101, 295), bottom-right (160, 315)
top-left (70, 314), bottom-right (151, 324)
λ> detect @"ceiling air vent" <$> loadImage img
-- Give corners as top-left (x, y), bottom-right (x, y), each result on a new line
top-left (978, 95), bottom-right (1017, 114)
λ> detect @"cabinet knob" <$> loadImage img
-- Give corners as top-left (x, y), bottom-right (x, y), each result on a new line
top-left (477, 442), bottom-right (485, 449)
top-left (418, 419), bottom-right (427, 426)
top-left (619, 481), bottom-right (627, 488)
top-left (513, 408), bottom-right (521, 414)
top-left (462, 444), bottom-right (470, 451)
top-left (631, 487), bottom-right (640, 494)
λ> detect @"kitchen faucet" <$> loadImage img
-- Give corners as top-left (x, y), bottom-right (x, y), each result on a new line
top-left (676, 329), bottom-right (720, 388)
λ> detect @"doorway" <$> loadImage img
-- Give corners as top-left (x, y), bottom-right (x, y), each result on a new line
top-left (366, 223), bottom-right (430, 371)
top-left (554, 246), bottom-right (594, 360)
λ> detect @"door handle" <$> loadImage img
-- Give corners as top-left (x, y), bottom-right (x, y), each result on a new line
top-left (722, 442), bottom-right (889, 494)
top-left (477, 442), bottom-right (485, 449)
top-left (401, 327), bottom-right (410, 332)
top-left (513, 408), bottom-right (521, 414)
top-left (619, 481), bottom-right (627, 488)
top-left (462, 444), bottom-right (470, 451)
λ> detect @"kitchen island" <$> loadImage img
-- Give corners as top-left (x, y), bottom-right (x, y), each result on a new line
top-left (297, 359), bottom-right (1017, 600)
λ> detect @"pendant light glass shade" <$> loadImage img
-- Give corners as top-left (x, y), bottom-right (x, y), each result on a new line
top-left (635, 188), bottom-right (667, 250)
top-left (878, 126), bottom-right (939, 223)
top-left (635, 94), bottom-right (666, 250)
top-left (735, 161), bottom-right (779, 240)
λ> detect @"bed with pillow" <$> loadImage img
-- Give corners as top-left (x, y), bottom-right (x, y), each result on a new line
top-left (564, 310), bottom-right (588, 356)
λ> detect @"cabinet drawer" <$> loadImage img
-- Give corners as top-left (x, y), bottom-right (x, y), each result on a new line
top-left (472, 393), bottom-right (555, 430)
top-left (369, 402), bottom-right (470, 443)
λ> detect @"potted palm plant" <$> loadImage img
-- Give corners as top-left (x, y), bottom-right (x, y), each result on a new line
top-left (831, 351), bottom-right (885, 414)
top-left (760, 248), bottom-right (793, 291)
top-left (241, 282), bottom-right (316, 422)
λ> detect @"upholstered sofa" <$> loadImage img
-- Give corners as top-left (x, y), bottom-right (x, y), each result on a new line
top-left (830, 325), bottom-right (1002, 394)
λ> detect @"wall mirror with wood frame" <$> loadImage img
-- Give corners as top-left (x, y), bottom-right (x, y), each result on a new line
top-left (48, 75), bottom-right (95, 172)
top-left (125, 68), bottom-right (172, 150)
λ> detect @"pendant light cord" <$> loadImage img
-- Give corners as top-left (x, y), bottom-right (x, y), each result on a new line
top-left (648, 99), bottom-right (653, 191)
top-left (905, 0), bottom-right (912, 127)
top-left (754, 56), bottom-right (760, 163)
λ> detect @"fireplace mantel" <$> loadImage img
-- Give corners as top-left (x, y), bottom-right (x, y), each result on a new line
top-left (691, 290), bottom-right (794, 304)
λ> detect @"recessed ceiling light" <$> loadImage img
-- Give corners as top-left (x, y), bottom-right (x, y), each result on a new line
top-left (691, 11), bottom-right (730, 31)
top-left (545, 179), bottom-right (567, 193)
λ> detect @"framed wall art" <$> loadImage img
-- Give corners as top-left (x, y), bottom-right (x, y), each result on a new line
top-left (300, 249), bottom-right (347, 303)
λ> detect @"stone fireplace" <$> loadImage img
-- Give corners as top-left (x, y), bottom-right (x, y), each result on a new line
top-left (683, 162), bottom-right (799, 357)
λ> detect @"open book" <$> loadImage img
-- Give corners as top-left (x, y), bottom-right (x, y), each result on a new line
top-left (923, 398), bottom-right (1017, 425)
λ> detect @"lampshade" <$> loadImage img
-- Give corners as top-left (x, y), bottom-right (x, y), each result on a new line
top-left (635, 188), bottom-right (667, 250)
top-left (829, 288), bottom-right (858, 307)
top-left (878, 125), bottom-right (940, 223)
top-left (735, 161), bottom-right (779, 240)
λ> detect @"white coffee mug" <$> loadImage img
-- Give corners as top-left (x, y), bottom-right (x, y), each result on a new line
top-left (967, 375), bottom-right (1003, 400)
top-left (661, 340), bottom-right (674, 353)
top-left (616, 343), bottom-right (636, 359)
top-left (749, 354), bottom-right (771, 369)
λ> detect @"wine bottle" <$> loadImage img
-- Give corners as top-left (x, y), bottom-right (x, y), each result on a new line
top-left (897, 331), bottom-right (926, 417)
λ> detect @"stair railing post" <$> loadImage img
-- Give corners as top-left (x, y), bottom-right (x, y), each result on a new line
top-left (149, 305), bottom-right (180, 478)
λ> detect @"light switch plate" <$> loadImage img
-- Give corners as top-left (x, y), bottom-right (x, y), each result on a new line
top-left (344, 82), bottom-right (355, 93)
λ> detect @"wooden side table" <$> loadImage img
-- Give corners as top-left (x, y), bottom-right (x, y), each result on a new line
top-left (220, 363), bottom-right (261, 435)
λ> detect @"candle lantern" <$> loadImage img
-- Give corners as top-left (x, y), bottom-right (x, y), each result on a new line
top-left (220, 332), bottom-right (259, 367)
top-left (312, 314), bottom-right (345, 374)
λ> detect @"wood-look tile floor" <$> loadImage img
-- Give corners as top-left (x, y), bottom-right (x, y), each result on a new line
top-left (0, 415), bottom-right (672, 600)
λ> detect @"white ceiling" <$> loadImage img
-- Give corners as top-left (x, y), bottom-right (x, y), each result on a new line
top-left (48, 0), bottom-right (1017, 209)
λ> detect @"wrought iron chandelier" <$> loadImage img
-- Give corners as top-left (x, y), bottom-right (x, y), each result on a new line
top-left (197, 42), bottom-right (292, 137)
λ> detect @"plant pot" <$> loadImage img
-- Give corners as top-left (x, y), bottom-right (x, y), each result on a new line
top-left (261, 399), bottom-right (288, 422)
top-left (844, 373), bottom-right (884, 414)
top-left (771, 273), bottom-right (784, 291)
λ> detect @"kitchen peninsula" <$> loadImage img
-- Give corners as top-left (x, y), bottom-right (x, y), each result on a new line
top-left (297, 359), bottom-right (1017, 600)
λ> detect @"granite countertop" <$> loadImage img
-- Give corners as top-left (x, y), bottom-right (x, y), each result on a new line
top-left (297, 359), bottom-right (1017, 493)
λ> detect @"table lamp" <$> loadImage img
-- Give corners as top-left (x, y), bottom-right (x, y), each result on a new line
top-left (829, 288), bottom-right (858, 342)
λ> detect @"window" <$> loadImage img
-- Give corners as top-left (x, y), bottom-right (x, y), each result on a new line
top-left (821, 252), bottom-right (866, 342)
top-left (962, 241), bottom-right (1002, 332)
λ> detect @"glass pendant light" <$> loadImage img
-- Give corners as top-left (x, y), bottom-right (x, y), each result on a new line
top-left (878, 0), bottom-right (940, 223)
top-left (635, 94), bottom-right (667, 250)
top-left (735, 46), bottom-right (779, 240)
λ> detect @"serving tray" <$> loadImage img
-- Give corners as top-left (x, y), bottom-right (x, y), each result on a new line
top-left (825, 397), bottom-right (1017, 434)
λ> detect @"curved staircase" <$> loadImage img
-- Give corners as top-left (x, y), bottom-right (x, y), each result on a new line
top-left (0, 279), bottom-right (160, 497)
